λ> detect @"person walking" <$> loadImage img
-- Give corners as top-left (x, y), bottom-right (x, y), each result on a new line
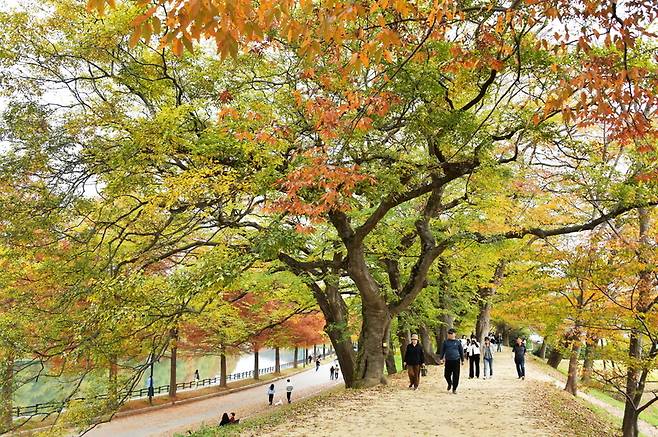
top-left (482, 337), bottom-right (495, 379)
top-left (315, 357), bottom-right (321, 371)
top-left (403, 333), bottom-right (425, 390)
top-left (512, 337), bottom-right (526, 379)
top-left (440, 329), bottom-right (465, 394)
top-left (285, 379), bottom-right (294, 403)
top-left (267, 383), bottom-right (275, 405)
top-left (194, 369), bottom-right (200, 381)
top-left (334, 364), bottom-right (339, 380)
top-left (468, 335), bottom-right (481, 379)
top-left (497, 333), bottom-right (503, 352)
top-left (330, 365), bottom-right (335, 380)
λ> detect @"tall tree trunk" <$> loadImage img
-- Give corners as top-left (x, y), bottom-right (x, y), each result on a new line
top-left (0, 352), bottom-right (14, 434)
top-left (293, 346), bottom-right (299, 368)
top-left (622, 332), bottom-right (641, 437)
top-left (253, 347), bottom-right (260, 380)
top-left (419, 324), bottom-right (440, 365)
top-left (475, 261), bottom-right (506, 345)
top-left (622, 207), bottom-right (653, 437)
top-left (547, 345), bottom-right (563, 369)
top-left (436, 313), bottom-right (454, 353)
top-left (109, 354), bottom-right (118, 404)
top-left (475, 300), bottom-right (493, 346)
top-left (564, 340), bottom-right (581, 395)
top-left (289, 268), bottom-right (355, 386)
top-left (538, 338), bottom-right (548, 360)
top-left (313, 344), bottom-right (317, 359)
top-left (502, 325), bottom-right (511, 348)
top-left (581, 338), bottom-right (596, 383)
top-left (354, 304), bottom-right (390, 387)
top-left (275, 347), bottom-right (281, 374)
top-left (168, 328), bottom-right (178, 398)
top-left (385, 330), bottom-right (397, 375)
top-left (398, 326), bottom-right (410, 369)
top-left (220, 347), bottom-right (227, 387)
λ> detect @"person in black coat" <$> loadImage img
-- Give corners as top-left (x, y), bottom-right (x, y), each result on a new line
top-left (403, 333), bottom-right (425, 390)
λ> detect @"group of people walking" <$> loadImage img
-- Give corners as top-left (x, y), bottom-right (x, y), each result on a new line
top-left (404, 329), bottom-right (527, 393)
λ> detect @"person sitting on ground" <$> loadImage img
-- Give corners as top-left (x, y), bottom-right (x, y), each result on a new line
top-left (229, 412), bottom-right (239, 424)
top-left (219, 412), bottom-right (230, 426)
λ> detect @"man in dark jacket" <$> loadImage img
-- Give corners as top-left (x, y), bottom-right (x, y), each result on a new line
top-left (404, 333), bottom-right (425, 390)
top-left (512, 337), bottom-right (526, 379)
top-left (440, 328), bottom-right (465, 394)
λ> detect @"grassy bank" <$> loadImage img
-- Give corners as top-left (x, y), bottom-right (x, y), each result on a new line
top-left (177, 386), bottom-right (345, 437)
top-left (539, 356), bottom-right (658, 427)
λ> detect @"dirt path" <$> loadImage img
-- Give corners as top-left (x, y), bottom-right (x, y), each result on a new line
top-left (254, 351), bottom-right (601, 437)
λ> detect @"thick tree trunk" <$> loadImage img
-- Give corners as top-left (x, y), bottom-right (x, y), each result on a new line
top-left (475, 261), bottom-right (506, 345)
top-left (581, 339), bottom-right (595, 383)
top-left (293, 346), bottom-right (299, 368)
top-left (622, 208), bottom-right (653, 437)
top-left (622, 332), bottom-right (641, 437)
top-left (168, 328), bottom-right (178, 398)
top-left (308, 276), bottom-right (355, 386)
top-left (0, 352), bottom-right (14, 434)
top-left (436, 313), bottom-right (453, 353)
top-left (398, 326), bottom-right (410, 369)
top-left (538, 339), bottom-right (548, 360)
top-left (502, 326), bottom-right (511, 348)
top-left (275, 347), bottom-right (281, 374)
top-left (353, 305), bottom-right (390, 387)
top-left (220, 347), bottom-right (227, 387)
top-left (313, 344), bottom-right (317, 359)
top-left (385, 331), bottom-right (397, 375)
top-left (564, 341), bottom-right (581, 396)
top-left (419, 324), bottom-right (440, 365)
top-left (475, 300), bottom-right (492, 346)
top-left (253, 347), bottom-right (259, 380)
top-left (109, 355), bottom-right (118, 403)
top-left (547, 346), bottom-right (563, 369)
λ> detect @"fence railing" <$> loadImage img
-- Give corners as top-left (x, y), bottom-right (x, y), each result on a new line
top-left (11, 359), bottom-right (305, 417)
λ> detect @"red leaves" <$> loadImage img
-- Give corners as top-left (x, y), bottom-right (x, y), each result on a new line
top-left (272, 154), bottom-right (374, 219)
top-left (219, 89), bottom-right (234, 103)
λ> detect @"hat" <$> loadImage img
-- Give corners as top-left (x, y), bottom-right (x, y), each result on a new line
top-left (411, 334), bottom-right (419, 340)
top-left (448, 328), bottom-right (456, 334)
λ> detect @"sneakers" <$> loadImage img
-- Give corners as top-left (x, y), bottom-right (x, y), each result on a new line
top-left (522, 376), bottom-right (525, 380)
top-left (408, 384), bottom-right (413, 388)
top-left (447, 384), bottom-right (452, 391)
top-left (414, 386), bottom-right (418, 391)
top-left (452, 389), bottom-right (457, 394)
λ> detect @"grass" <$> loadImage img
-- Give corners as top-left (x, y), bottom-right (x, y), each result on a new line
top-left (533, 381), bottom-right (621, 437)
top-left (394, 353), bottom-right (402, 371)
top-left (531, 355), bottom-right (658, 428)
top-left (178, 386), bottom-right (345, 436)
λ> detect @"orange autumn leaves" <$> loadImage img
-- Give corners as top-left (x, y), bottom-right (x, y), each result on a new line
top-left (272, 154), bottom-right (373, 221)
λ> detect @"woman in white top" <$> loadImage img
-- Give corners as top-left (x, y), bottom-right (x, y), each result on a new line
top-left (468, 336), bottom-right (481, 379)
top-left (267, 383), bottom-right (275, 405)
